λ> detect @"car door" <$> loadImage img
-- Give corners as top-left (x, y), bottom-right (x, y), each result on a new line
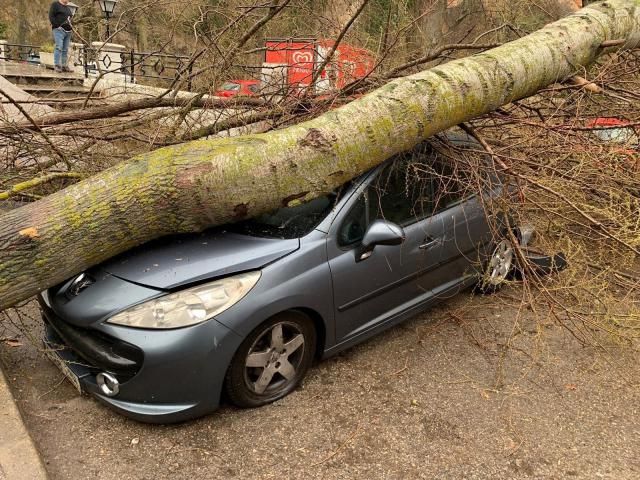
top-left (327, 148), bottom-right (458, 342)
top-left (428, 153), bottom-right (496, 298)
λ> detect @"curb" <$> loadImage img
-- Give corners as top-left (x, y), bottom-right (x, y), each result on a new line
top-left (0, 366), bottom-right (48, 480)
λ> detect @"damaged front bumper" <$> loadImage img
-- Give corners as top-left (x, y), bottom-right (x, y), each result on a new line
top-left (38, 296), bottom-right (243, 423)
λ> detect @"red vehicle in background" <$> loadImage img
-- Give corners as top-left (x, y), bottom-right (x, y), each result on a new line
top-left (261, 38), bottom-right (375, 96)
top-left (587, 117), bottom-right (639, 146)
top-left (214, 79), bottom-right (261, 98)
top-left (586, 117), bottom-right (639, 171)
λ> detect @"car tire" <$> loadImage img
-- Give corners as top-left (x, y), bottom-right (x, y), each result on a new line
top-left (477, 238), bottom-right (515, 294)
top-left (224, 311), bottom-right (316, 408)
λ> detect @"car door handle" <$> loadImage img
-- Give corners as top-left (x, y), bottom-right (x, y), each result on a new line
top-left (419, 237), bottom-right (442, 250)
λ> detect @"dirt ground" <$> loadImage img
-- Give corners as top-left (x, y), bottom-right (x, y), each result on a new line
top-left (0, 285), bottom-right (638, 480)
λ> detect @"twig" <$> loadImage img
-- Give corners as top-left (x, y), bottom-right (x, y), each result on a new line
top-left (310, 422), bottom-right (363, 467)
top-left (384, 43), bottom-right (501, 78)
top-left (600, 39), bottom-right (626, 48)
top-left (0, 96), bottom-right (266, 134)
top-left (460, 123), bottom-right (640, 256)
top-left (309, 0), bottom-right (371, 88)
top-left (389, 358), bottom-right (409, 376)
top-left (0, 87), bottom-right (70, 168)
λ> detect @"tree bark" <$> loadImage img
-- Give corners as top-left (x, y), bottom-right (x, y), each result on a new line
top-left (1, 0), bottom-right (639, 310)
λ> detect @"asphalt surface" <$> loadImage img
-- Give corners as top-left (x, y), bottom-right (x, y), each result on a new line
top-left (0, 286), bottom-right (638, 480)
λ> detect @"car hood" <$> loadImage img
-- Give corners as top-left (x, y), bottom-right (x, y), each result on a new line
top-left (100, 229), bottom-right (300, 290)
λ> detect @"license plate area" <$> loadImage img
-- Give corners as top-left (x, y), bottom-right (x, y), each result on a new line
top-left (43, 343), bottom-right (83, 394)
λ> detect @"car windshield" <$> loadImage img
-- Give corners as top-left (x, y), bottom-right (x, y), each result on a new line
top-left (228, 192), bottom-right (340, 239)
top-left (221, 83), bottom-right (241, 91)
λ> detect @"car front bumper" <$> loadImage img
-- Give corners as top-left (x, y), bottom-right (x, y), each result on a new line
top-left (39, 298), bottom-right (244, 424)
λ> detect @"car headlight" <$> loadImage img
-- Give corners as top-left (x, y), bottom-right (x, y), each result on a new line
top-left (106, 271), bottom-right (261, 329)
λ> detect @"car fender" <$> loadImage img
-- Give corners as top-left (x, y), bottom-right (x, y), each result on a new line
top-left (212, 234), bottom-right (335, 348)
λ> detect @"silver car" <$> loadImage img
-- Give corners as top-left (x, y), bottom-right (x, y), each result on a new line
top-left (38, 133), bottom-right (523, 423)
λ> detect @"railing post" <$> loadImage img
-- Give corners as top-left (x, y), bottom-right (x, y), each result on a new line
top-left (83, 45), bottom-right (89, 78)
top-left (130, 49), bottom-right (135, 84)
top-left (187, 62), bottom-right (193, 91)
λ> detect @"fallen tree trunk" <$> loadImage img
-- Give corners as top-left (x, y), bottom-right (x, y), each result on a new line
top-left (1, 0), bottom-right (639, 310)
top-left (0, 95), bottom-right (267, 133)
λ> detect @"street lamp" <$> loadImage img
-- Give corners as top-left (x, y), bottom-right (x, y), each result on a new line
top-left (68, 2), bottom-right (79, 17)
top-left (98, 0), bottom-right (118, 39)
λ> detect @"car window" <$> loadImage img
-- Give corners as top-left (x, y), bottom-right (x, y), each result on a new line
top-left (228, 182), bottom-right (358, 239)
top-left (337, 150), bottom-right (432, 247)
top-left (337, 143), bottom-right (474, 247)
top-left (229, 194), bottom-right (335, 239)
top-left (248, 84), bottom-right (260, 93)
top-left (430, 157), bottom-right (473, 212)
top-left (221, 83), bottom-right (241, 91)
top-left (337, 192), bottom-right (368, 247)
top-left (369, 152), bottom-right (434, 226)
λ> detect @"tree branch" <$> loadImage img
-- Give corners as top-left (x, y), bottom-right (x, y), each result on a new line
top-left (0, 173), bottom-right (84, 201)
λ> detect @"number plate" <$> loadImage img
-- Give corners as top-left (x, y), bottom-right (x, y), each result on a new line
top-left (43, 346), bottom-right (83, 394)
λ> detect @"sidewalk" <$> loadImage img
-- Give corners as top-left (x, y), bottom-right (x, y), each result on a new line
top-left (0, 366), bottom-right (47, 480)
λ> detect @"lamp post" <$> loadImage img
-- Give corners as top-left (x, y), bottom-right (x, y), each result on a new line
top-left (98, 0), bottom-right (118, 39)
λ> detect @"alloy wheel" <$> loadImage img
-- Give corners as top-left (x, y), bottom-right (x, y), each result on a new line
top-left (226, 312), bottom-right (315, 408)
top-left (243, 321), bottom-right (306, 395)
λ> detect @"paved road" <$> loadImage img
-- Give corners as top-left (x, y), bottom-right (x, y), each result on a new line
top-left (0, 288), bottom-right (638, 479)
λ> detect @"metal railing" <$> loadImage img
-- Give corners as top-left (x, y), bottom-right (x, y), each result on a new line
top-left (0, 43), bottom-right (41, 63)
top-left (83, 46), bottom-right (193, 89)
top-left (0, 41), bottom-right (193, 89)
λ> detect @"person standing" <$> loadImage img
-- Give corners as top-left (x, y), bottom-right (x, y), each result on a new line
top-left (48, 0), bottom-right (74, 73)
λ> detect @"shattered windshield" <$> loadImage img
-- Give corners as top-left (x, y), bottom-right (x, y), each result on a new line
top-left (229, 192), bottom-right (340, 239)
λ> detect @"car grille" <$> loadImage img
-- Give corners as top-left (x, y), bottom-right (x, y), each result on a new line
top-left (39, 298), bottom-right (143, 381)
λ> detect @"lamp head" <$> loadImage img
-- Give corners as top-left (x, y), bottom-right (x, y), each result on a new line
top-left (98, 0), bottom-right (118, 17)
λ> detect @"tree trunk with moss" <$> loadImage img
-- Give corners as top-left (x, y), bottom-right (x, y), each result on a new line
top-left (1, 0), bottom-right (639, 310)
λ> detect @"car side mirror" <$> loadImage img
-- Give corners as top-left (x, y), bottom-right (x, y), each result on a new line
top-left (357, 220), bottom-right (405, 261)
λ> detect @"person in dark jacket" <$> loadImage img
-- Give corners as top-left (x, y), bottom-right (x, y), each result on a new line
top-left (48, 0), bottom-right (74, 72)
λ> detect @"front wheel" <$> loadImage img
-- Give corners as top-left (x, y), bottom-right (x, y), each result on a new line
top-left (225, 312), bottom-right (316, 408)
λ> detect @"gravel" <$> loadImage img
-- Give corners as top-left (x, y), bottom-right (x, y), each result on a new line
top-left (0, 286), bottom-right (638, 480)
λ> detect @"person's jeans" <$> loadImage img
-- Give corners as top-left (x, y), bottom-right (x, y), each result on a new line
top-left (52, 27), bottom-right (72, 68)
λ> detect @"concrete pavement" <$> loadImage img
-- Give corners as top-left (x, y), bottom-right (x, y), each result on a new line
top-left (0, 366), bottom-right (47, 479)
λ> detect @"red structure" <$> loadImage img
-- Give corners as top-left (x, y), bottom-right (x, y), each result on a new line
top-left (262, 38), bottom-right (375, 95)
